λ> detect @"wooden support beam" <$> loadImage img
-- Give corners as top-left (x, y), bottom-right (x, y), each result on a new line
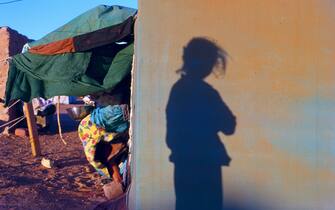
top-left (23, 102), bottom-right (41, 157)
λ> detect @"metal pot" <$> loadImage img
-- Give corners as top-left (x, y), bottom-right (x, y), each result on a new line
top-left (66, 105), bottom-right (94, 121)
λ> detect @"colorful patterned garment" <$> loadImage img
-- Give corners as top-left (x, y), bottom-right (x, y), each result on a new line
top-left (78, 114), bottom-right (116, 177)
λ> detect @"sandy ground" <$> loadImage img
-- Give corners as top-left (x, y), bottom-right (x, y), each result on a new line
top-left (0, 105), bottom-right (108, 210)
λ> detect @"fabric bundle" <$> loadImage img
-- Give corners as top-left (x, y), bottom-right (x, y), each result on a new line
top-left (90, 104), bottom-right (129, 133)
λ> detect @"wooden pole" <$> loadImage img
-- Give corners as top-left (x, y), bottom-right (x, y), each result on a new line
top-left (23, 102), bottom-right (41, 157)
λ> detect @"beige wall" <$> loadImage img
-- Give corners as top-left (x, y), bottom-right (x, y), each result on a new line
top-left (130, 1), bottom-right (335, 209)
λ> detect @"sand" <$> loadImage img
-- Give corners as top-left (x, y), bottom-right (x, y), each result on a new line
top-left (0, 108), bottom-right (107, 210)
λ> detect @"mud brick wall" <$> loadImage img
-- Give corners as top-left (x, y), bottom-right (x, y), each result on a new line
top-left (0, 27), bottom-right (29, 121)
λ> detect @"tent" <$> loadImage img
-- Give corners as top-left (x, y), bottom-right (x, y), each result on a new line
top-left (5, 5), bottom-right (137, 106)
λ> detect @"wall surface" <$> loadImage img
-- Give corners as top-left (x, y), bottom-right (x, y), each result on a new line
top-left (0, 27), bottom-right (29, 121)
top-left (130, 0), bottom-right (335, 209)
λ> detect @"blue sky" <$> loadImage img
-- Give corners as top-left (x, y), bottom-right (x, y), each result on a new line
top-left (0, 0), bottom-right (137, 40)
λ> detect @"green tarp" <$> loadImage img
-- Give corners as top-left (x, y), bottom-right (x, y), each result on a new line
top-left (5, 5), bottom-right (136, 106)
top-left (30, 5), bottom-right (136, 47)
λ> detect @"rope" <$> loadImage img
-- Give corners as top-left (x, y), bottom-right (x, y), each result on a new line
top-left (56, 96), bottom-right (67, 145)
top-left (0, 0), bottom-right (23, 5)
top-left (0, 57), bottom-right (12, 64)
top-left (7, 99), bottom-right (20, 109)
top-left (0, 99), bottom-right (21, 115)
top-left (7, 116), bottom-right (26, 130)
top-left (0, 115), bottom-right (25, 129)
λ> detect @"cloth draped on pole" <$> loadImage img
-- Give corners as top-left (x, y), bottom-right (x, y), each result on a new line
top-left (5, 5), bottom-right (137, 106)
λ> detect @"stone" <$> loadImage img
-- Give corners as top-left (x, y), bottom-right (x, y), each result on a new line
top-left (2, 126), bottom-right (9, 135)
top-left (14, 128), bottom-right (28, 137)
top-left (102, 181), bottom-right (124, 200)
top-left (41, 158), bottom-right (54, 169)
